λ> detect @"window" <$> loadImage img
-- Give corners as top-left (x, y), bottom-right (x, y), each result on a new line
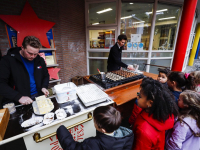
top-left (150, 59), bottom-right (171, 74)
top-left (89, 29), bottom-right (115, 49)
top-left (89, 59), bottom-right (108, 74)
top-left (86, 1), bottom-right (182, 74)
top-left (122, 59), bottom-right (148, 71)
top-left (121, 3), bottom-right (154, 51)
top-left (152, 4), bottom-right (181, 50)
top-left (151, 52), bottom-right (173, 57)
top-left (89, 2), bottom-right (117, 25)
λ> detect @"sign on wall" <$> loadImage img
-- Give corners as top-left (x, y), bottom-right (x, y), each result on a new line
top-left (131, 34), bottom-right (141, 43)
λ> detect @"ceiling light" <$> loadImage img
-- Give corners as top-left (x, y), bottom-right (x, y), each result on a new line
top-left (130, 3), bottom-right (133, 4)
top-left (133, 21), bottom-right (145, 24)
top-left (92, 23), bottom-right (99, 25)
top-left (97, 8), bottom-right (112, 14)
top-left (158, 16), bottom-right (175, 20)
top-left (121, 16), bottom-right (132, 19)
top-left (146, 9), bottom-right (168, 15)
top-left (157, 9), bottom-right (168, 13)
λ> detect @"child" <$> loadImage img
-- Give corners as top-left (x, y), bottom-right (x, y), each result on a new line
top-left (129, 77), bottom-right (178, 150)
top-left (167, 71), bottom-right (186, 104)
top-left (185, 71), bottom-right (200, 92)
top-left (165, 90), bottom-right (200, 150)
top-left (134, 68), bottom-right (170, 107)
top-left (57, 105), bottom-right (134, 150)
top-left (157, 68), bottom-right (170, 86)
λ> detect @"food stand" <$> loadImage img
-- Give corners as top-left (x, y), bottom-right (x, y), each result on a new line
top-left (0, 71), bottom-right (157, 150)
top-left (83, 71), bottom-right (157, 118)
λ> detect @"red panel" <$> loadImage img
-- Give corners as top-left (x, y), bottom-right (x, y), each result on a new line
top-left (171, 0), bottom-right (198, 71)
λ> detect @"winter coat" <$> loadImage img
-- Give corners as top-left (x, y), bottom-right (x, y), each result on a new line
top-left (169, 89), bottom-right (182, 104)
top-left (57, 125), bottom-right (134, 150)
top-left (107, 43), bottom-right (128, 72)
top-left (165, 117), bottom-right (200, 150)
top-left (129, 104), bottom-right (174, 150)
top-left (0, 47), bottom-right (49, 104)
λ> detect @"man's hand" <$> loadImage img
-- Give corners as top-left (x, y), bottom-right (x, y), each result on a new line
top-left (127, 65), bottom-right (135, 71)
top-left (19, 96), bottom-right (33, 105)
top-left (41, 88), bottom-right (49, 97)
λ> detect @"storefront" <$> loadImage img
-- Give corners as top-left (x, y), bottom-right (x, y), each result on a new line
top-left (85, 0), bottom-right (197, 74)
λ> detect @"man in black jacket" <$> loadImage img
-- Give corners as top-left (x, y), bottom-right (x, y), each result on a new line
top-left (107, 34), bottom-right (134, 72)
top-left (0, 36), bottom-right (49, 105)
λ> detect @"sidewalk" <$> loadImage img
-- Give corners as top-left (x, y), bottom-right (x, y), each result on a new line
top-left (183, 59), bottom-right (200, 73)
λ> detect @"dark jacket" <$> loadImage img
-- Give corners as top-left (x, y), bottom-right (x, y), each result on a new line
top-left (169, 89), bottom-right (182, 104)
top-left (107, 43), bottom-right (128, 72)
top-left (0, 47), bottom-right (49, 104)
top-left (57, 125), bottom-right (134, 150)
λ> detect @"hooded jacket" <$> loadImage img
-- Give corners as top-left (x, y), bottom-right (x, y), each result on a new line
top-left (165, 117), bottom-right (200, 150)
top-left (0, 47), bottom-right (49, 104)
top-left (129, 104), bottom-right (174, 150)
top-left (57, 125), bottom-right (134, 150)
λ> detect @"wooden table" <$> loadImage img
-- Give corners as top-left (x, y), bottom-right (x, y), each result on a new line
top-left (83, 72), bottom-right (157, 106)
top-left (83, 72), bottom-right (157, 118)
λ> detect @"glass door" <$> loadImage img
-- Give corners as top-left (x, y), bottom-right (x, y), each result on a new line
top-left (149, 3), bottom-right (181, 74)
top-left (87, 28), bottom-right (118, 74)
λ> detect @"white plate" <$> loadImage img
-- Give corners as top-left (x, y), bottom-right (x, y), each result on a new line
top-left (43, 113), bottom-right (54, 125)
top-left (55, 108), bottom-right (67, 120)
top-left (32, 98), bottom-right (54, 115)
top-left (21, 116), bottom-right (43, 128)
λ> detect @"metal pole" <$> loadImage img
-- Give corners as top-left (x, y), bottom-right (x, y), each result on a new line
top-left (146, 0), bottom-right (158, 72)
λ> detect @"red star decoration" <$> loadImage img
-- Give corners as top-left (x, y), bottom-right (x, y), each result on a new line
top-left (48, 68), bottom-right (60, 80)
top-left (0, 1), bottom-right (55, 48)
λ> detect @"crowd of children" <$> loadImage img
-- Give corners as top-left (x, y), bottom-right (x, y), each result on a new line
top-left (56, 68), bottom-right (200, 150)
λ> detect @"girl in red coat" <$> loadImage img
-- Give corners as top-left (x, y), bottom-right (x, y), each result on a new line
top-left (129, 77), bottom-right (178, 150)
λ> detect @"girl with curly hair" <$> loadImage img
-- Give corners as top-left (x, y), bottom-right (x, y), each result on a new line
top-left (129, 77), bottom-right (178, 150)
top-left (165, 90), bottom-right (200, 150)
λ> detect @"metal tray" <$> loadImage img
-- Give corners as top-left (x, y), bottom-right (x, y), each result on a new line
top-left (89, 72), bottom-right (144, 89)
top-left (76, 84), bottom-right (109, 107)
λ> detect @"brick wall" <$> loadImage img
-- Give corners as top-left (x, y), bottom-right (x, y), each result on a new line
top-left (0, 0), bottom-right (87, 84)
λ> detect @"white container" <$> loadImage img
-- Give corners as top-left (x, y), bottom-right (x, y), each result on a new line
top-left (54, 82), bottom-right (77, 103)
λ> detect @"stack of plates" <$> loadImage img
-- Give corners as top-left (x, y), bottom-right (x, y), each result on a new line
top-left (77, 84), bottom-right (109, 107)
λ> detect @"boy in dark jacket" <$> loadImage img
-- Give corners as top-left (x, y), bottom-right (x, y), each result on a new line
top-left (57, 105), bottom-right (134, 150)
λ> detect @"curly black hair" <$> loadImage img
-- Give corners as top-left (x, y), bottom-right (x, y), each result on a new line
top-left (140, 77), bottom-right (178, 122)
top-left (168, 71), bottom-right (186, 89)
top-left (158, 68), bottom-right (171, 76)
